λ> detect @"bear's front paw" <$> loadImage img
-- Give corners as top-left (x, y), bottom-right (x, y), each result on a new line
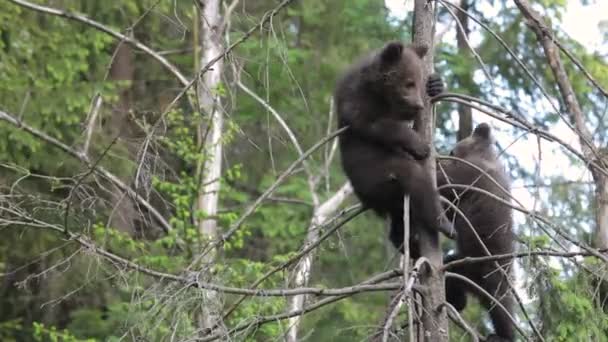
top-left (411, 144), bottom-right (430, 160)
top-left (426, 73), bottom-right (444, 97)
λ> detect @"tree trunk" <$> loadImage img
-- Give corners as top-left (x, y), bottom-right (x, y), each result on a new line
top-left (456, 0), bottom-right (473, 141)
top-left (108, 41), bottom-right (139, 236)
top-left (196, 0), bottom-right (225, 333)
top-left (412, 0), bottom-right (449, 340)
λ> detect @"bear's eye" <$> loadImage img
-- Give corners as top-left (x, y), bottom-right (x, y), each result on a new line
top-left (405, 81), bottom-right (416, 88)
top-left (449, 150), bottom-right (455, 156)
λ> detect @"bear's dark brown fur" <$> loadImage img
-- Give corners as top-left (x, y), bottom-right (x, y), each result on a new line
top-left (334, 41), bottom-right (454, 257)
top-left (437, 123), bottom-right (515, 341)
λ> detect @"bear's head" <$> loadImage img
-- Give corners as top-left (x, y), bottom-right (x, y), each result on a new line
top-left (368, 41), bottom-right (429, 120)
top-left (450, 123), bottom-right (497, 162)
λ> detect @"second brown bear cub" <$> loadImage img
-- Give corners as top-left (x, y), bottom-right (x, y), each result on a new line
top-left (437, 123), bottom-right (515, 341)
top-left (335, 41), bottom-right (454, 258)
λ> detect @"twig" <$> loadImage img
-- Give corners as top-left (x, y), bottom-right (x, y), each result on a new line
top-left (444, 272), bottom-right (527, 340)
top-left (199, 270), bottom-right (402, 342)
top-left (434, 93), bottom-right (608, 178)
top-left (380, 290), bottom-right (405, 342)
top-left (440, 302), bottom-right (480, 342)
top-left (438, 180), bottom-right (608, 263)
top-left (0, 205), bottom-right (403, 298)
top-left (514, 0), bottom-right (608, 253)
top-left (195, 127), bottom-right (347, 261)
top-left (0, 109), bottom-right (172, 233)
top-left (440, 2), bottom-right (493, 88)
top-left (443, 250), bottom-right (608, 271)
top-left (220, 205), bottom-right (365, 322)
top-left (437, 0), bottom-right (603, 164)
top-left (286, 182), bottom-right (352, 341)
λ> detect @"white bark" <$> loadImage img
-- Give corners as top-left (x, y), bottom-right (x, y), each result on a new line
top-left (286, 182), bottom-right (353, 342)
top-left (196, 0), bottom-right (225, 332)
top-left (597, 184), bottom-right (608, 250)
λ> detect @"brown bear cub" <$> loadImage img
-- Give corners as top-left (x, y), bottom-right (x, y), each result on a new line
top-left (437, 123), bottom-right (515, 342)
top-left (334, 41), bottom-right (454, 258)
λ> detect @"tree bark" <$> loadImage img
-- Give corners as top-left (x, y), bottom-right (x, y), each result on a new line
top-left (107, 41), bottom-right (139, 236)
top-left (513, 0), bottom-right (608, 251)
top-left (286, 183), bottom-right (353, 342)
top-left (196, 0), bottom-right (225, 333)
top-left (456, 0), bottom-right (473, 141)
top-left (412, 0), bottom-right (449, 340)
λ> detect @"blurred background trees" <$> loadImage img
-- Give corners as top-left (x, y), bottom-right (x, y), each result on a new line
top-left (0, 0), bottom-right (607, 341)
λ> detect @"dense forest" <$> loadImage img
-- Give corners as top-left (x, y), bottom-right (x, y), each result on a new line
top-left (1, 0), bottom-right (607, 341)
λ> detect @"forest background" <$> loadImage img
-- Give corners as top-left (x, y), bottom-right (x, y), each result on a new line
top-left (1, 0), bottom-right (608, 341)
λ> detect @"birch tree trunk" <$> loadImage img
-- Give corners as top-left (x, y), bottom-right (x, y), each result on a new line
top-left (513, 0), bottom-right (608, 251)
top-left (196, 0), bottom-right (225, 332)
top-left (286, 182), bottom-right (353, 342)
top-left (412, 0), bottom-right (449, 340)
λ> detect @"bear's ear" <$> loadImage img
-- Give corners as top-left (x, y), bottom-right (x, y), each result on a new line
top-left (412, 44), bottom-right (429, 58)
top-left (473, 123), bottom-right (492, 140)
top-left (380, 41), bottom-right (404, 64)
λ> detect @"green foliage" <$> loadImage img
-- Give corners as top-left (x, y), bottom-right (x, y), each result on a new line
top-left (534, 258), bottom-right (608, 341)
top-left (0, 1), bottom-right (118, 172)
top-left (1, 0), bottom-right (608, 341)
top-left (32, 323), bottom-right (95, 342)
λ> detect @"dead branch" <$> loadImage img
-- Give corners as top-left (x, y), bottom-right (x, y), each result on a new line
top-left (444, 272), bottom-right (527, 340)
top-left (439, 0), bottom-right (605, 160)
top-left (221, 204), bottom-right (365, 322)
top-left (286, 182), bottom-right (353, 341)
top-left (434, 93), bottom-right (608, 178)
top-left (195, 127), bottom-right (347, 259)
top-left (441, 302), bottom-right (480, 342)
top-left (198, 270), bottom-right (402, 342)
top-left (443, 250), bottom-right (608, 271)
top-left (438, 181), bottom-right (608, 263)
top-left (514, 0), bottom-right (608, 251)
top-left (0, 109), bottom-right (172, 233)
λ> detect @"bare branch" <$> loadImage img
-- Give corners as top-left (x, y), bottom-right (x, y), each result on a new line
top-left (0, 204), bottom-right (400, 297)
top-left (441, 1), bottom-right (493, 88)
top-left (221, 204), bottom-right (365, 322)
top-left (443, 250), bottom-right (608, 271)
top-left (82, 94), bottom-right (103, 157)
top-left (440, 302), bottom-right (480, 342)
top-left (445, 272), bottom-right (527, 340)
top-left (194, 127), bottom-right (347, 260)
top-left (199, 270), bottom-right (402, 342)
top-left (434, 93), bottom-right (608, 178)
top-left (286, 182), bottom-right (353, 341)
top-left (438, 0), bottom-right (603, 161)
top-left (514, 0), bottom-right (608, 251)
top-left (0, 109), bottom-right (172, 233)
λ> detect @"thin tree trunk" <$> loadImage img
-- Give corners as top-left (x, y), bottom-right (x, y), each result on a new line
top-left (286, 182), bottom-right (353, 342)
top-left (108, 42), bottom-right (139, 235)
top-left (456, 0), bottom-right (473, 141)
top-left (412, 0), bottom-right (449, 340)
top-left (196, 0), bottom-right (225, 333)
top-left (513, 0), bottom-right (608, 251)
